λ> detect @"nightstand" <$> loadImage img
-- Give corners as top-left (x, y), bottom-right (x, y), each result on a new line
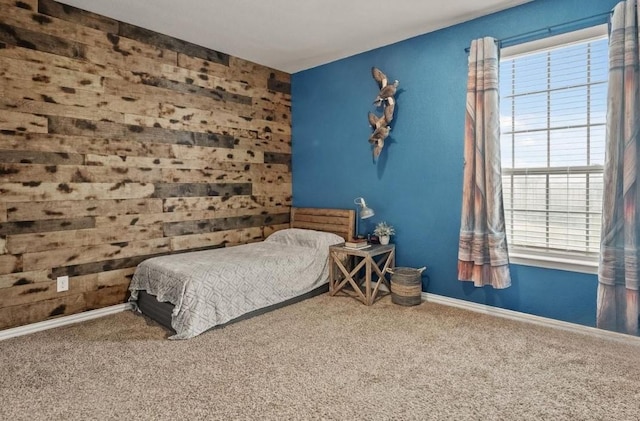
top-left (328, 243), bottom-right (395, 305)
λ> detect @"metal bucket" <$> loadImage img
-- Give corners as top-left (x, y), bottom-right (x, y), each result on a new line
top-left (388, 267), bottom-right (425, 306)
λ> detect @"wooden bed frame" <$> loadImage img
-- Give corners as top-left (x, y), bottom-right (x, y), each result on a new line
top-left (290, 207), bottom-right (355, 241)
top-left (136, 207), bottom-right (354, 336)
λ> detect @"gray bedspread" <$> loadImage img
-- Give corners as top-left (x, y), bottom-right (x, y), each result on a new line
top-left (129, 229), bottom-right (343, 339)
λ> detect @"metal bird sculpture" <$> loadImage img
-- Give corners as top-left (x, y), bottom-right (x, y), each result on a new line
top-left (368, 67), bottom-right (399, 161)
top-left (369, 126), bottom-right (390, 159)
top-left (373, 80), bottom-right (399, 106)
top-left (371, 66), bottom-right (388, 88)
top-left (368, 102), bottom-right (394, 130)
top-left (372, 140), bottom-right (385, 159)
top-left (368, 111), bottom-right (386, 130)
top-left (369, 125), bottom-right (390, 142)
top-left (383, 102), bottom-right (395, 124)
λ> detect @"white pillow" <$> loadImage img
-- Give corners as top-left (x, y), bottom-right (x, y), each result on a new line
top-left (265, 228), bottom-right (344, 250)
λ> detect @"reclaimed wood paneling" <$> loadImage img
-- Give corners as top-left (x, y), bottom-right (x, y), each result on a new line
top-left (0, 19), bottom-right (87, 59)
top-left (37, 0), bottom-right (119, 33)
top-left (0, 109), bottom-right (48, 133)
top-left (0, 181), bottom-right (155, 202)
top-left (0, 150), bottom-right (84, 164)
top-left (6, 198), bottom-right (162, 221)
top-left (0, 293), bottom-right (86, 327)
top-left (0, 0), bottom-right (291, 330)
top-left (6, 224), bottom-right (163, 253)
top-left (234, 135), bottom-right (291, 154)
top-left (0, 44), bottom-right (129, 82)
top-left (47, 116), bottom-right (196, 145)
top-left (264, 152), bottom-right (292, 166)
top-left (0, 279), bottom-right (64, 307)
top-left (0, 217), bottom-right (95, 236)
top-left (267, 76), bottom-right (291, 95)
top-left (151, 182), bottom-right (252, 199)
top-left (0, 56), bottom-right (104, 92)
top-left (0, 254), bottom-right (21, 274)
top-left (23, 237), bottom-right (172, 271)
top-left (118, 22), bottom-right (229, 65)
top-left (170, 227), bottom-right (263, 251)
top-left (0, 268), bottom-right (51, 289)
top-left (0, 267), bottom-right (132, 309)
top-left (252, 182), bottom-right (292, 197)
top-left (263, 223), bottom-right (291, 238)
top-left (0, 95), bottom-right (125, 123)
top-left (168, 144), bottom-right (263, 163)
top-left (93, 210), bottom-right (217, 228)
top-left (158, 63), bottom-right (251, 97)
top-left (83, 283), bottom-right (129, 310)
top-left (163, 195), bottom-right (263, 213)
top-left (51, 252), bottom-right (164, 278)
top-left (0, 132), bottom-right (168, 157)
top-left (0, 3), bottom-right (177, 64)
top-left (83, 154), bottom-right (215, 170)
top-left (0, 163), bottom-right (162, 183)
top-left (69, 267), bottom-right (137, 293)
top-left (129, 72), bottom-right (252, 105)
top-left (4, 0), bottom-right (37, 11)
top-left (163, 213), bottom-right (289, 237)
top-left (159, 168), bottom-right (254, 184)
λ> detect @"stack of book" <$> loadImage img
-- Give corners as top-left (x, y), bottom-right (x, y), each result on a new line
top-left (344, 239), bottom-right (371, 249)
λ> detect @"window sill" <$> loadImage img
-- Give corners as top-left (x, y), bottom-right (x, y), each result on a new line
top-left (509, 252), bottom-right (598, 275)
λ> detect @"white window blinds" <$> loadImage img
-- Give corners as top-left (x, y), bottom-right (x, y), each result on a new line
top-left (499, 26), bottom-right (608, 272)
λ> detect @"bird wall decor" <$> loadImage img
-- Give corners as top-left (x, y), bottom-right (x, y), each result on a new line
top-left (369, 67), bottom-right (398, 160)
top-left (369, 125), bottom-right (391, 159)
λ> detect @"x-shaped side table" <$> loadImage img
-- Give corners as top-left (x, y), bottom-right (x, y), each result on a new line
top-left (329, 244), bottom-right (395, 305)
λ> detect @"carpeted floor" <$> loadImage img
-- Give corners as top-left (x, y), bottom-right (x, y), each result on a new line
top-left (1, 294), bottom-right (639, 420)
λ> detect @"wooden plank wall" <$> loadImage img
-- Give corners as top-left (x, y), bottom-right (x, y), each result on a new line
top-left (0, 0), bottom-right (292, 330)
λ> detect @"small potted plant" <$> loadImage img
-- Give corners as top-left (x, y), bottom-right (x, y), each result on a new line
top-left (374, 221), bottom-right (395, 245)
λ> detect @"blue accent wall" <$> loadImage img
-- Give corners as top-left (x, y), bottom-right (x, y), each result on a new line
top-left (291, 0), bottom-right (618, 327)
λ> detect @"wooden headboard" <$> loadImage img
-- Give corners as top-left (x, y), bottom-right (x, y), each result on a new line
top-left (290, 208), bottom-right (355, 241)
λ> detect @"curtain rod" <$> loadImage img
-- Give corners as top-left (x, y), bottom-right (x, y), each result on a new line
top-left (463, 11), bottom-right (612, 53)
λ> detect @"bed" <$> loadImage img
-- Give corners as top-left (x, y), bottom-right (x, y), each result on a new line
top-left (129, 207), bottom-right (354, 339)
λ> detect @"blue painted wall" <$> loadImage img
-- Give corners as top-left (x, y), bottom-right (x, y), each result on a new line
top-left (291, 0), bottom-right (618, 327)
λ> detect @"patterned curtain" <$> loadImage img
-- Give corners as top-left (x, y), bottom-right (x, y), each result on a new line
top-left (597, 0), bottom-right (640, 335)
top-left (458, 37), bottom-right (511, 289)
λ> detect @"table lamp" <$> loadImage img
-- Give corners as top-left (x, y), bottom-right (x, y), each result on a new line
top-left (354, 197), bottom-right (374, 239)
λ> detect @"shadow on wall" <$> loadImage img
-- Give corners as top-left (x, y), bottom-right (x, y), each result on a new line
top-left (375, 88), bottom-right (405, 179)
top-left (461, 271), bottom-right (522, 312)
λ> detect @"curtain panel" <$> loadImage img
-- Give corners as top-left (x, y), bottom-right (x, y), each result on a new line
top-left (458, 37), bottom-right (511, 289)
top-left (597, 0), bottom-right (640, 335)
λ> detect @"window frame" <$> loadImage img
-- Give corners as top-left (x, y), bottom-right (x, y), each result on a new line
top-left (500, 24), bottom-right (608, 274)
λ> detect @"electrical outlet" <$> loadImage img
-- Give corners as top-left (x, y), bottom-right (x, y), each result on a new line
top-left (56, 276), bottom-right (69, 292)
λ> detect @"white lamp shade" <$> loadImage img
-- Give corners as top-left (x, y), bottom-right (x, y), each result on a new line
top-left (353, 197), bottom-right (374, 238)
top-left (354, 197), bottom-right (375, 219)
top-left (360, 206), bottom-right (374, 219)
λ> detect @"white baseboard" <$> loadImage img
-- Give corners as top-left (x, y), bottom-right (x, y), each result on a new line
top-left (0, 303), bottom-right (133, 341)
top-left (423, 292), bottom-right (640, 346)
top-left (3, 294), bottom-right (637, 345)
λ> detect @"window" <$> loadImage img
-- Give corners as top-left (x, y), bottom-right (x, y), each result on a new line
top-left (499, 25), bottom-right (608, 273)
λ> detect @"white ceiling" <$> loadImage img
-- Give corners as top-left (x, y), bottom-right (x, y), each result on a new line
top-left (59, 0), bottom-right (531, 73)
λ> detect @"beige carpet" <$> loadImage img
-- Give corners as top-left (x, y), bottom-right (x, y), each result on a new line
top-left (1, 294), bottom-right (639, 421)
